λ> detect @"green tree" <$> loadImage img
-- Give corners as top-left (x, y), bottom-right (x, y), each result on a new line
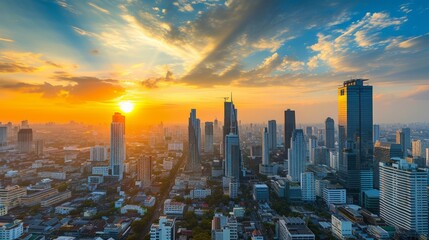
top-left (57, 182), bottom-right (68, 192)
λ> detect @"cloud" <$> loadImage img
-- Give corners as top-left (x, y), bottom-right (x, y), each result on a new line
top-left (141, 70), bottom-right (175, 89)
top-left (398, 33), bottom-right (429, 50)
top-left (0, 74), bottom-right (125, 102)
top-left (173, 0), bottom-right (194, 12)
top-left (88, 2), bottom-right (110, 14)
top-left (0, 37), bottom-right (14, 42)
top-left (0, 62), bottom-right (36, 73)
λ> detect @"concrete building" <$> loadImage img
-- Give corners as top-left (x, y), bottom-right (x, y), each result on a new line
top-left (190, 189), bottom-right (211, 199)
top-left (331, 215), bottom-right (352, 240)
top-left (323, 185), bottom-right (346, 206)
top-left (150, 216), bottom-right (175, 240)
top-left (228, 178), bottom-right (239, 199)
top-left (0, 217), bottom-right (24, 240)
top-left (379, 158), bottom-right (428, 235)
top-left (253, 184), bottom-right (269, 202)
top-left (17, 128), bottom-right (33, 153)
top-left (137, 155), bottom-right (152, 188)
top-left (0, 126), bottom-right (7, 147)
top-left (163, 199), bottom-right (185, 216)
top-left (300, 172), bottom-right (315, 202)
top-left (35, 139), bottom-right (44, 156)
top-left (204, 122), bottom-right (214, 154)
top-left (40, 191), bottom-right (71, 207)
top-left (0, 186), bottom-right (27, 210)
top-left (315, 179), bottom-right (329, 198)
top-left (90, 145), bottom-right (108, 161)
top-left (278, 217), bottom-right (315, 240)
top-left (91, 166), bottom-right (109, 176)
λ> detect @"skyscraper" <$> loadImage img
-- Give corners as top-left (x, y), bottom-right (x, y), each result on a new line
top-left (373, 124), bottom-right (380, 143)
top-left (137, 155), bottom-right (152, 187)
top-left (287, 129), bottom-right (305, 182)
top-left (17, 128), bottom-right (33, 153)
top-left (325, 117), bottom-right (335, 149)
top-left (110, 112), bottom-right (125, 180)
top-left (223, 98), bottom-right (238, 151)
top-left (268, 120), bottom-right (277, 151)
top-left (396, 128), bottom-right (411, 158)
top-left (338, 79), bottom-right (373, 203)
top-left (188, 109), bottom-right (201, 172)
top-left (204, 122), bottom-right (214, 154)
top-left (35, 139), bottom-right (44, 157)
top-left (262, 127), bottom-right (269, 165)
top-left (284, 109), bottom-right (296, 157)
top-left (379, 158), bottom-right (428, 236)
top-left (225, 133), bottom-right (240, 180)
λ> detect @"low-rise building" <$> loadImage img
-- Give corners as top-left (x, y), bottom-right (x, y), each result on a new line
top-left (253, 184), bottom-right (269, 202)
top-left (0, 217), bottom-right (24, 240)
top-left (144, 196), bottom-right (156, 207)
top-left (190, 189), bottom-right (211, 199)
top-left (0, 186), bottom-right (27, 210)
top-left (331, 214), bottom-right (352, 240)
top-left (163, 199), bottom-right (185, 216)
top-left (40, 191), bottom-right (71, 207)
top-left (20, 188), bottom-right (58, 207)
top-left (323, 184), bottom-right (346, 206)
top-left (121, 205), bottom-right (146, 216)
top-left (278, 217), bottom-right (315, 240)
top-left (150, 216), bottom-right (175, 240)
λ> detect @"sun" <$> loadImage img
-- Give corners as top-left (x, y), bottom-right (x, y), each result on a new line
top-left (119, 101), bottom-right (134, 113)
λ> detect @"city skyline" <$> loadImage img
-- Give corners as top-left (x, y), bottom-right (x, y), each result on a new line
top-left (1, 0), bottom-right (429, 125)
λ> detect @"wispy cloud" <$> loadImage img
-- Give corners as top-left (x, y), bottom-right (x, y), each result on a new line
top-left (0, 37), bottom-right (14, 42)
top-left (88, 2), bottom-right (110, 14)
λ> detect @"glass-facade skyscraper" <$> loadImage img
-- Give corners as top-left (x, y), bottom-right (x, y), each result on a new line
top-left (110, 112), bottom-right (125, 180)
top-left (188, 109), bottom-right (201, 173)
top-left (325, 117), bottom-right (335, 149)
top-left (284, 109), bottom-right (296, 158)
top-left (338, 79), bottom-right (373, 203)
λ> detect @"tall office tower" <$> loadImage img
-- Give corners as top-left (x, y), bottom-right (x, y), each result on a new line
top-left (301, 172), bottom-right (316, 201)
top-left (396, 128), bottom-right (411, 158)
top-left (287, 129), bottom-right (305, 182)
top-left (0, 126), bottom-right (7, 147)
top-left (262, 127), bottom-right (269, 165)
top-left (204, 122), bottom-right (214, 154)
top-left (150, 216), bottom-right (175, 240)
top-left (308, 136), bottom-right (317, 164)
top-left (373, 141), bottom-right (403, 189)
top-left (17, 128), bottom-right (33, 153)
top-left (373, 124), bottom-right (380, 143)
top-left (268, 120), bottom-right (277, 151)
top-left (325, 117), bottom-right (335, 149)
top-left (188, 109), bottom-right (201, 172)
top-left (225, 133), bottom-right (240, 180)
top-left (284, 109), bottom-right (296, 158)
top-left (338, 79), bottom-right (373, 203)
top-left (223, 98), bottom-right (238, 152)
top-left (35, 140), bottom-right (44, 157)
top-left (213, 118), bottom-right (221, 143)
top-left (110, 112), bottom-right (125, 180)
top-left (90, 146), bottom-right (108, 161)
top-left (137, 155), bottom-right (152, 187)
top-left (379, 158), bottom-right (428, 236)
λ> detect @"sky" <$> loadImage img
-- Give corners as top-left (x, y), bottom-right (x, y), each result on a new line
top-left (0, 0), bottom-right (428, 126)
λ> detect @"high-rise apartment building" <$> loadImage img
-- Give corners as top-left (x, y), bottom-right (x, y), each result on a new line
top-left (0, 126), bottom-right (7, 147)
top-left (17, 128), bottom-right (33, 153)
top-left (325, 117), bottom-right (335, 149)
top-left (35, 139), bottom-right (44, 157)
top-left (110, 112), bottom-right (125, 180)
top-left (268, 120), bottom-right (277, 151)
top-left (301, 172), bottom-right (315, 201)
top-left (373, 141), bottom-right (402, 189)
top-left (137, 155), bottom-right (152, 187)
top-left (338, 79), bottom-right (373, 203)
top-left (284, 109), bottom-right (296, 157)
top-left (90, 145), bottom-right (108, 161)
top-left (261, 127), bottom-right (269, 165)
top-left (204, 122), bottom-right (214, 154)
top-left (287, 129), bottom-right (305, 182)
top-left (188, 109), bottom-right (201, 172)
top-left (379, 158), bottom-right (428, 236)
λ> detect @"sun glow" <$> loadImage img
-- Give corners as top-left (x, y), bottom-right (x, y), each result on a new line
top-left (119, 101), bottom-right (134, 113)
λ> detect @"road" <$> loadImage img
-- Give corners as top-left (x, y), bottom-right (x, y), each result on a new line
top-left (140, 154), bottom-right (187, 238)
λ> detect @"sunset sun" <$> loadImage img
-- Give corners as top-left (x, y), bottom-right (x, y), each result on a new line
top-left (119, 101), bottom-right (134, 113)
